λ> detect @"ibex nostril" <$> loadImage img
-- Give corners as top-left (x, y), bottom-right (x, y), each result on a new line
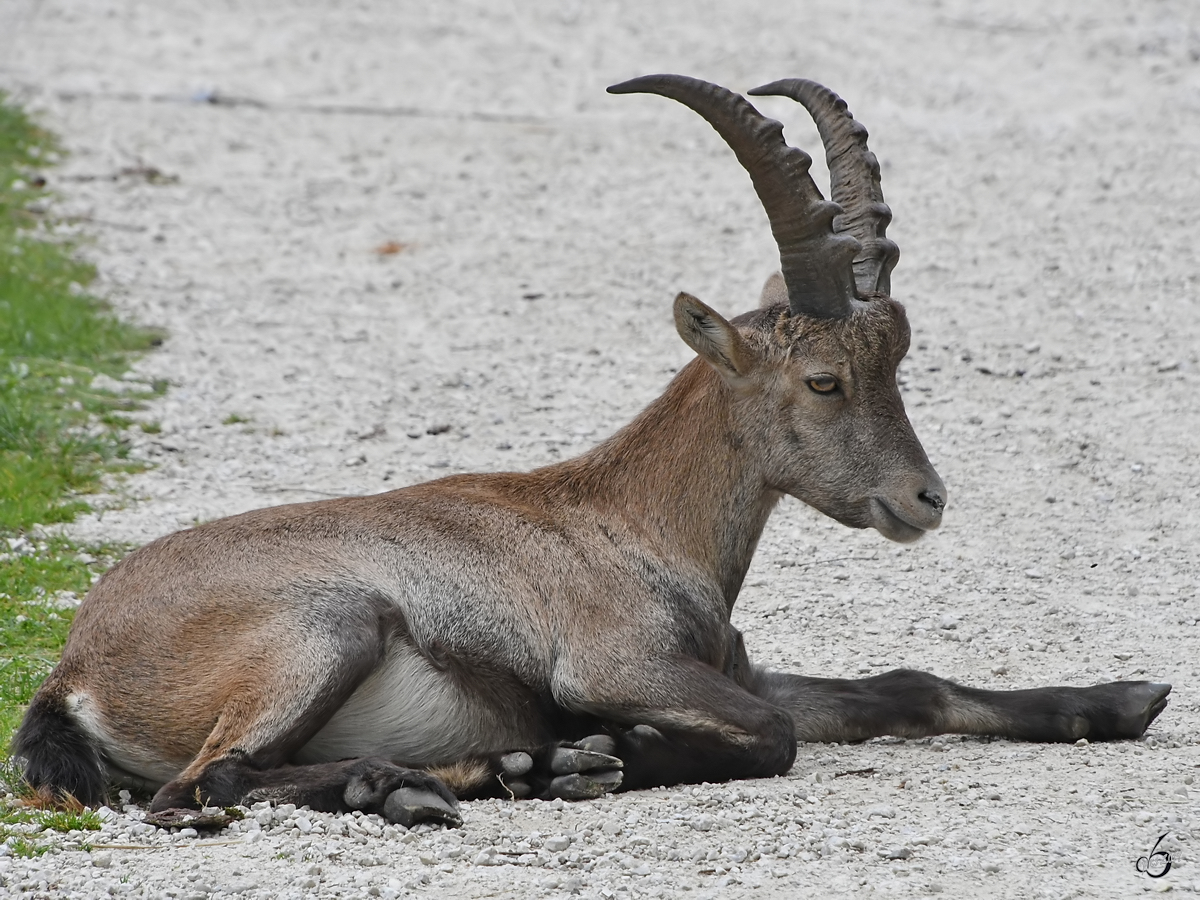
top-left (919, 490), bottom-right (945, 512)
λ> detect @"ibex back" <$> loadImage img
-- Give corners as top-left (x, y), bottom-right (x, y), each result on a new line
top-left (14, 75), bottom-right (1170, 828)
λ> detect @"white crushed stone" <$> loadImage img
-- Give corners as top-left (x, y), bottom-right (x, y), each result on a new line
top-left (2, 0), bottom-right (1199, 898)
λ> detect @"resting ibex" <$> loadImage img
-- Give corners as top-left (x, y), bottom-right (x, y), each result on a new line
top-left (15, 75), bottom-right (1170, 828)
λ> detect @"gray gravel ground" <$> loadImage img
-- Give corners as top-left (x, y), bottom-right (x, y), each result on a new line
top-left (2, 0), bottom-right (1199, 897)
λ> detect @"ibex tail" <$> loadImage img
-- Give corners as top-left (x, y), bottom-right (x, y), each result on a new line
top-left (11, 690), bottom-right (105, 808)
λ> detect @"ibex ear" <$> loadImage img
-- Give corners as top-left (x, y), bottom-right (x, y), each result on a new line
top-left (673, 292), bottom-right (754, 379)
top-left (759, 272), bottom-right (788, 308)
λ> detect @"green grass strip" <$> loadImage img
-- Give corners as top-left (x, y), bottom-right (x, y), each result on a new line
top-left (0, 786), bottom-right (102, 856)
top-left (0, 92), bottom-right (163, 822)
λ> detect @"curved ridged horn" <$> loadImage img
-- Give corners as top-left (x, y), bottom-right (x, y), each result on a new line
top-left (749, 79), bottom-right (899, 296)
top-left (608, 74), bottom-right (860, 319)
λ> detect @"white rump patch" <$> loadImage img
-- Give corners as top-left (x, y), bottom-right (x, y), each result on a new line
top-left (66, 691), bottom-right (181, 789)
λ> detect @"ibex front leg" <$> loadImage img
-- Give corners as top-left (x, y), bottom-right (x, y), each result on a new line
top-left (753, 669), bottom-right (1171, 743)
top-left (567, 656), bottom-right (797, 792)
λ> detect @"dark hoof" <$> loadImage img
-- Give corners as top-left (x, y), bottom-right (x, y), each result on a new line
top-left (342, 758), bottom-right (461, 823)
top-left (1077, 681), bottom-right (1171, 740)
top-left (548, 769), bottom-right (624, 800)
top-left (500, 751), bottom-right (534, 778)
top-left (543, 735), bottom-right (622, 799)
top-left (550, 746), bottom-right (623, 775)
top-left (1114, 682), bottom-right (1171, 737)
top-left (574, 734), bottom-right (617, 756)
top-left (497, 735), bottom-right (624, 801)
top-left (505, 780), bottom-right (534, 799)
top-left (384, 787), bottom-right (463, 829)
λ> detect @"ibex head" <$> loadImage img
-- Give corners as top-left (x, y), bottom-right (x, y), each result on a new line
top-left (609, 75), bottom-right (946, 543)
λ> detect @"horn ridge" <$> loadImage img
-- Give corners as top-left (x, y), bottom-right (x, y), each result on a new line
top-left (749, 79), bottom-right (900, 296)
top-left (608, 74), bottom-right (859, 319)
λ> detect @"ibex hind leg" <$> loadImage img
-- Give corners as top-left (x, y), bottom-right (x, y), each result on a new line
top-left (162, 754), bottom-right (462, 828)
top-left (150, 593), bottom-right (461, 828)
top-left (752, 668), bottom-right (1170, 743)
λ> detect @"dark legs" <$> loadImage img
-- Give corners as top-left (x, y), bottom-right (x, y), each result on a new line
top-left (153, 754), bottom-right (462, 828)
top-left (146, 615), bottom-right (1171, 822)
top-left (541, 631), bottom-right (1170, 796)
top-left (487, 736), bottom-right (626, 801)
top-left (750, 668), bottom-right (1171, 743)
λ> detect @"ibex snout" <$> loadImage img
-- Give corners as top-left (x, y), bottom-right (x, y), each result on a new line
top-left (872, 467), bottom-right (947, 543)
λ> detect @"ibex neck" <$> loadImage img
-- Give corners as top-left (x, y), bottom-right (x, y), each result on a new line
top-left (548, 360), bottom-right (779, 608)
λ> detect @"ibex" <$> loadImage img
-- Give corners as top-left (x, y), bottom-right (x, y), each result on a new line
top-left (14, 75), bottom-right (1170, 829)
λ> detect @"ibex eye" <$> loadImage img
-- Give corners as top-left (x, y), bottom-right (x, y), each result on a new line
top-left (807, 375), bottom-right (839, 394)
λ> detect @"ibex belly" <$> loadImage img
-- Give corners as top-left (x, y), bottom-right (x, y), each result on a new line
top-left (293, 641), bottom-right (543, 766)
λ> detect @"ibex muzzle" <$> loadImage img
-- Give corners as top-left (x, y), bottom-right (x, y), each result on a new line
top-left (14, 75), bottom-right (1167, 828)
